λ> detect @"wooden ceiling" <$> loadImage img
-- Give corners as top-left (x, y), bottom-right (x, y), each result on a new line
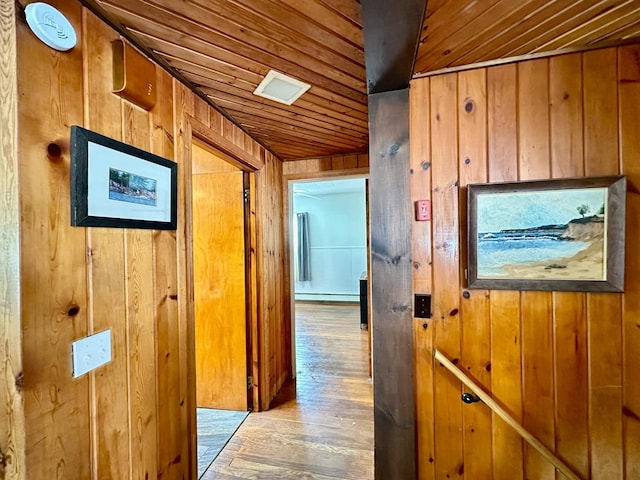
top-left (79, 0), bottom-right (640, 161)
top-left (84, 0), bottom-right (367, 160)
top-left (415, 0), bottom-right (640, 75)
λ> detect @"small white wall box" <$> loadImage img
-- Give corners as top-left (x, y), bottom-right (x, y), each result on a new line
top-left (72, 329), bottom-right (112, 378)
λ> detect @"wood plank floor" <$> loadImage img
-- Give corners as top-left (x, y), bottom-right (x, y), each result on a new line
top-left (202, 302), bottom-right (373, 479)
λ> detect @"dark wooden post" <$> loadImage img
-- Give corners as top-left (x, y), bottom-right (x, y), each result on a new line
top-left (369, 88), bottom-right (416, 479)
top-left (362, 0), bottom-right (427, 478)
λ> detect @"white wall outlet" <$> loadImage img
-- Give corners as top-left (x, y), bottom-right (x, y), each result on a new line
top-left (72, 329), bottom-right (112, 378)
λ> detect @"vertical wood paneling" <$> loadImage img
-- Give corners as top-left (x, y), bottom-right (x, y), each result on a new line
top-left (489, 290), bottom-right (523, 480)
top-left (151, 68), bottom-right (181, 479)
top-left (518, 59), bottom-right (556, 480)
top-left (255, 150), bottom-right (288, 410)
top-left (619, 43), bottom-right (640, 480)
top-left (369, 88), bottom-right (416, 480)
top-left (18, 2), bottom-right (91, 479)
top-left (0, 1), bottom-right (24, 477)
top-left (175, 83), bottom-right (197, 480)
top-left (409, 77), bottom-right (435, 480)
top-left (549, 53), bottom-right (589, 480)
top-left (584, 47), bottom-right (624, 480)
top-left (248, 172), bottom-right (260, 409)
top-left (457, 68), bottom-right (492, 480)
top-left (123, 106), bottom-right (158, 480)
top-left (430, 73), bottom-right (463, 479)
top-left (282, 154), bottom-right (369, 178)
top-left (487, 63), bottom-right (523, 480)
top-left (16, 1), bottom-right (288, 477)
top-left (344, 154), bottom-right (358, 169)
top-left (411, 46), bottom-right (639, 480)
top-left (583, 48), bottom-right (619, 177)
top-left (193, 96), bottom-right (210, 127)
top-left (82, 10), bottom-right (130, 480)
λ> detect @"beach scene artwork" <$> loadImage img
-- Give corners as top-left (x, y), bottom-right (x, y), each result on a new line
top-left (476, 187), bottom-right (607, 280)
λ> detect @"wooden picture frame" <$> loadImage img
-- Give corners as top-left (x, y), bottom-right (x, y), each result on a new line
top-left (70, 125), bottom-right (177, 230)
top-left (467, 175), bottom-right (626, 292)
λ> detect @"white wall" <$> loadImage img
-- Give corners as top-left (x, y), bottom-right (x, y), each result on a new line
top-left (293, 183), bottom-right (366, 301)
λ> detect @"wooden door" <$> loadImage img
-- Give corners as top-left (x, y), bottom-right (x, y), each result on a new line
top-left (192, 142), bottom-right (248, 411)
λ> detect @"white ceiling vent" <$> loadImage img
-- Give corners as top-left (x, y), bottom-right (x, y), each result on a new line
top-left (253, 70), bottom-right (311, 105)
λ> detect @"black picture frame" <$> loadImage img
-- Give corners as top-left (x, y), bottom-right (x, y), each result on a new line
top-left (467, 175), bottom-right (626, 292)
top-left (70, 125), bottom-right (177, 230)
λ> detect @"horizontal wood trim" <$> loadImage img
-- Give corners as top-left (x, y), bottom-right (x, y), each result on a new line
top-left (189, 115), bottom-right (264, 171)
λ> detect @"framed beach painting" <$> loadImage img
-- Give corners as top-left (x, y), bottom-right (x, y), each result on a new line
top-left (70, 126), bottom-right (177, 230)
top-left (467, 176), bottom-right (626, 292)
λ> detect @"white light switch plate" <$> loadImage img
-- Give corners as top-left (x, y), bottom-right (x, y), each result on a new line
top-left (72, 329), bottom-right (112, 378)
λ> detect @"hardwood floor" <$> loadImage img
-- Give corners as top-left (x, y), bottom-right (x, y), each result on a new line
top-left (201, 302), bottom-right (373, 479)
top-left (197, 409), bottom-right (249, 477)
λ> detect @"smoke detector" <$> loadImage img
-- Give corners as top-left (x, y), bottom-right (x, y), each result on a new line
top-left (25, 2), bottom-right (77, 51)
top-left (253, 70), bottom-right (311, 105)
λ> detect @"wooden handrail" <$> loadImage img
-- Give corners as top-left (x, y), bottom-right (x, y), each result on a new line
top-left (433, 349), bottom-right (583, 480)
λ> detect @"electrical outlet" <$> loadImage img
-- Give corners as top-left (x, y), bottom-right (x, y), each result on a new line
top-left (72, 329), bottom-right (112, 378)
top-left (414, 294), bottom-right (431, 319)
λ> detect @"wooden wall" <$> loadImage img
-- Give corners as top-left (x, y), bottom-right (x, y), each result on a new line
top-left (409, 45), bottom-right (640, 479)
top-left (0, 2), bottom-right (25, 478)
top-left (282, 153), bottom-right (369, 179)
top-left (14, 1), bottom-right (288, 478)
top-left (256, 152), bottom-right (287, 410)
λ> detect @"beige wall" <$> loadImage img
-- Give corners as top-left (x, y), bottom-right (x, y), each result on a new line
top-left (410, 46), bottom-right (640, 479)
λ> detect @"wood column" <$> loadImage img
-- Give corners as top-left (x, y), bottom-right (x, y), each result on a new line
top-left (369, 88), bottom-right (416, 479)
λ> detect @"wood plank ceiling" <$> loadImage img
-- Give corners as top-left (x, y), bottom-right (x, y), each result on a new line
top-left (415, 0), bottom-right (640, 75)
top-left (80, 0), bottom-right (640, 161)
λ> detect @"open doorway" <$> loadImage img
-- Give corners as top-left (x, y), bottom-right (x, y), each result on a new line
top-left (291, 177), bottom-right (368, 302)
top-left (191, 139), bottom-right (251, 476)
top-left (288, 176), bottom-right (370, 379)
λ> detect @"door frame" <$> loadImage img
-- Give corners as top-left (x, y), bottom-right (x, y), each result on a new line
top-left (283, 171), bottom-right (370, 378)
top-left (191, 138), bottom-right (252, 411)
top-left (181, 115), bottom-right (262, 455)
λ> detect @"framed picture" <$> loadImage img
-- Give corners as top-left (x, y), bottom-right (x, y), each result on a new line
top-left (70, 126), bottom-right (177, 230)
top-left (467, 176), bottom-right (626, 292)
